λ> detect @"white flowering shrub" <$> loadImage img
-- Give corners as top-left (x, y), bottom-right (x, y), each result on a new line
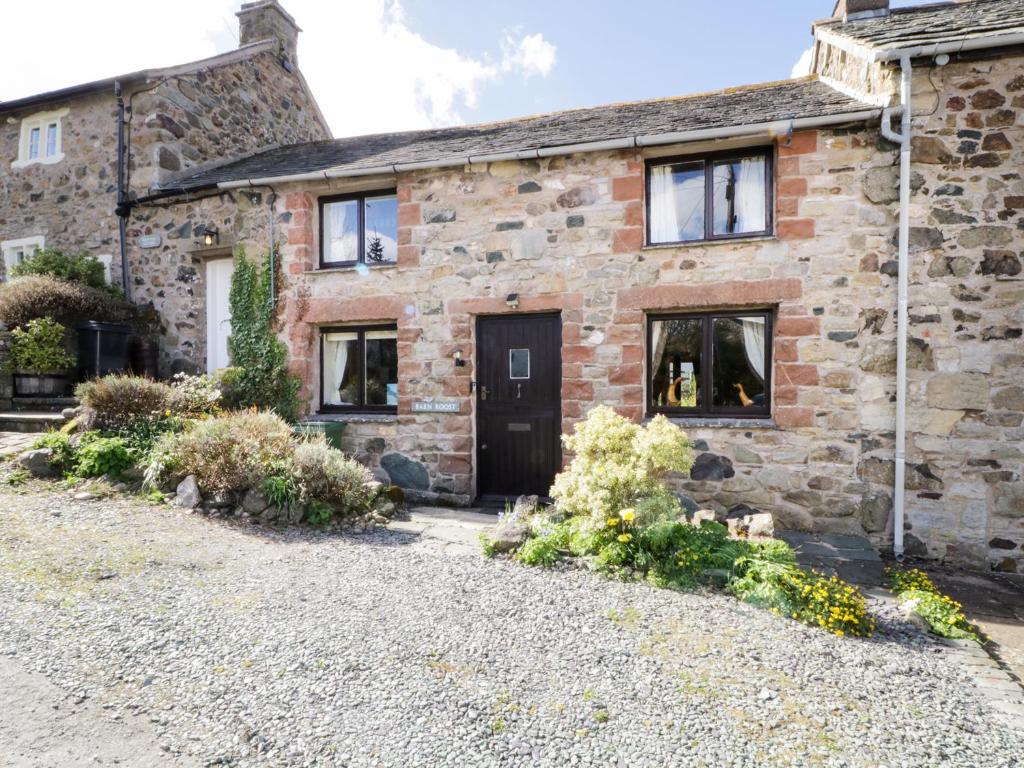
top-left (549, 406), bottom-right (693, 528)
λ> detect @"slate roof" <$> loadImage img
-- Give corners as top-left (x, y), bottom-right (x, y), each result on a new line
top-left (159, 77), bottom-right (874, 193)
top-left (819, 0), bottom-right (1024, 58)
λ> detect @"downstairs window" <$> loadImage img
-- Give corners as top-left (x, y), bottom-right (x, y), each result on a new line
top-left (320, 325), bottom-right (398, 413)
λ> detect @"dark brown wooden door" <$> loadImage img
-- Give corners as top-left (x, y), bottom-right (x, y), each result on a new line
top-left (476, 313), bottom-right (562, 502)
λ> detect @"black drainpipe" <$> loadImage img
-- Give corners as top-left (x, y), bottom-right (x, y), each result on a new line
top-left (114, 81), bottom-right (131, 299)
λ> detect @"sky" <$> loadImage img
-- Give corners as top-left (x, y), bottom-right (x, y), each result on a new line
top-left (1, 0), bottom-right (938, 138)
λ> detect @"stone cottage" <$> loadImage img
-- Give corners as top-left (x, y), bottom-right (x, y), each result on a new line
top-left (71, 0), bottom-right (1024, 570)
top-left (0, 0), bottom-right (328, 405)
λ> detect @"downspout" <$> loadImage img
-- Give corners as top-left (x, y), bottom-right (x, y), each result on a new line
top-left (880, 55), bottom-right (912, 561)
top-left (114, 81), bottom-right (131, 299)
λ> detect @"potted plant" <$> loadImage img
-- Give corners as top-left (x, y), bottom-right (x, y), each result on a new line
top-left (5, 317), bottom-right (76, 396)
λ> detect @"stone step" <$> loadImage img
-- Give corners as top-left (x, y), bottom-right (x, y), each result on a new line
top-left (10, 396), bottom-right (78, 414)
top-left (0, 411), bottom-right (67, 434)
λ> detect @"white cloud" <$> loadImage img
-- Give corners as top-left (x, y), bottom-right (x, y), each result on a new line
top-left (501, 31), bottom-right (557, 79)
top-left (791, 47), bottom-right (813, 78)
top-left (0, 0), bottom-right (557, 138)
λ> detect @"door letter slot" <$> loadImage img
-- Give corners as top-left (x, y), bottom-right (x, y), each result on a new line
top-left (508, 423), bottom-right (531, 432)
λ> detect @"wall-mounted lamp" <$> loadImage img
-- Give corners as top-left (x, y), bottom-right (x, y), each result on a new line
top-left (506, 293), bottom-right (520, 309)
top-left (195, 224), bottom-right (219, 247)
top-left (453, 349), bottom-right (466, 367)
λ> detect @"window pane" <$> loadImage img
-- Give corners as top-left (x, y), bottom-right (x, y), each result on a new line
top-left (363, 195), bottom-right (397, 263)
top-left (712, 155), bottom-right (767, 235)
top-left (323, 332), bottom-right (359, 406)
top-left (46, 123), bottom-right (58, 156)
top-left (509, 348), bottom-right (530, 379)
top-left (650, 318), bottom-right (702, 409)
top-left (323, 200), bottom-right (359, 263)
top-left (364, 329), bottom-right (398, 406)
top-left (29, 127), bottom-right (40, 159)
top-left (649, 161), bottom-right (705, 243)
top-left (712, 316), bottom-right (767, 409)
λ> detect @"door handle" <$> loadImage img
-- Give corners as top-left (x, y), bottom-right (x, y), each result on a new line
top-left (480, 385), bottom-right (490, 400)
top-left (516, 383), bottom-right (522, 399)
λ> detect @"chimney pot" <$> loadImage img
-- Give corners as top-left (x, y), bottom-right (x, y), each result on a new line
top-left (237, 0), bottom-right (300, 66)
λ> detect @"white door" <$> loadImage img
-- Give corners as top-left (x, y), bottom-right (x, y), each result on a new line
top-left (205, 258), bottom-right (234, 373)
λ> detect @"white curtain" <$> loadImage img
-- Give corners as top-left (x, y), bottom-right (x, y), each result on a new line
top-left (649, 165), bottom-right (679, 243)
top-left (740, 317), bottom-right (766, 382)
top-left (735, 156), bottom-right (766, 233)
top-left (650, 320), bottom-right (666, 404)
top-left (324, 332), bottom-right (355, 404)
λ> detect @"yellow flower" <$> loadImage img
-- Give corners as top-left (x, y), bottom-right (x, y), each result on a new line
top-left (619, 508), bottom-right (636, 522)
top-left (617, 533), bottom-right (632, 543)
top-left (606, 518), bottom-right (619, 528)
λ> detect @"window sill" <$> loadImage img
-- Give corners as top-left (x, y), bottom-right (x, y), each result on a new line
top-left (642, 235), bottom-right (776, 251)
top-left (649, 416), bottom-right (777, 430)
top-left (309, 262), bottom-right (399, 274)
top-left (310, 413), bottom-right (397, 424)
top-left (12, 153), bottom-right (65, 169)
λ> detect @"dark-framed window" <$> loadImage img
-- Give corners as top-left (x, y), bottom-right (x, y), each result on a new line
top-left (646, 147), bottom-right (773, 246)
top-left (647, 310), bottom-right (773, 418)
top-left (320, 325), bottom-right (398, 413)
top-left (318, 190), bottom-right (398, 268)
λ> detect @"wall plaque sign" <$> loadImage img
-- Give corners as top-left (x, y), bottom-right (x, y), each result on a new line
top-left (411, 400), bottom-right (460, 413)
top-left (138, 234), bottom-right (163, 249)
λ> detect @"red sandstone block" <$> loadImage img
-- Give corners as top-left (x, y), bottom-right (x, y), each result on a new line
top-left (775, 316), bottom-right (819, 337)
top-left (615, 405), bottom-right (643, 422)
top-left (776, 156), bottom-right (800, 177)
top-left (612, 175), bottom-right (643, 201)
top-left (563, 346), bottom-right (596, 364)
top-left (620, 385), bottom-right (644, 404)
top-left (562, 363), bottom-right (583, 379)
top-left (776, 197), bottom-right (799, 217)
top-left (778, 130), bottom-right (817, 157)
top-left (287, 262), bottom-right (306, 275)
top-left (777, 177), bottom-right (807, 197)
top-left (397, 245), bottom-right (420, 267)
top-left (397, 203), bottom-right (421, 227)
top-left (618, 278), bottom-right (802, 311)
top-left (774, 406), bottom-right (815, 428)
top-left (774, 385), bottom-right (798, 406)
top-left (287, 227), bottom-right (313, 246)
top-left (777, 218), bottom-right (815, 240)
top-left (451, 435), bottom-right (473, 453)
top-left (621, 344), bottom-right (643, 364)
top-left (624, 200), bottom-right (644, 227)
top-left (626, 159), bottom-right (644, 174)
top-left (778, 363), bottom-right (819, 386)
top-left (439, 453), bottom-right (472, 475)
top-left (397, 327), bottom-right (422, 343)
top-left (608, 365), bottom-right (640, 386)
top-left (290, 209), bottom-right (312, 228)
top-left (563, 379), bottom-right (594, 400)
top-left (562, 400), bottom-right (584, 419)
top-left (396, 186), bottom-right (412, 203)
top-left (612, 227), bottom-right (643, 253)
top-left (774, 338), bottom-right (798, 362)
top-left (284, 192), bottom-right (312, 210)
top-left (397, 227), bottom-right (412, 246)
top-left (562, 323), bottom-right (582, 344)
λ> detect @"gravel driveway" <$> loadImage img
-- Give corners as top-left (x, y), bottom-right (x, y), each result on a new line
top-left (0, 486), bottom-right (1020, 767)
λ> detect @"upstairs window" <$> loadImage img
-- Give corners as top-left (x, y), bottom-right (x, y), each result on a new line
top-left (647, 310), bottom-right (772, 418)
top-left (14, 109), bottom-right (67, 168)
top-left (319, 191), bottom-right (398, 268)
top-left (646, 148), bottom-right (772, 245)
top-left (320, 325), bottom-right (398, 413)
top-left (1, 236), bottom-right (45, 280)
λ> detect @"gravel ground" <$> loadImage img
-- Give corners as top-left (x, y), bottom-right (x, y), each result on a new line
top-left (0, 485), bottom-right (1020, 768)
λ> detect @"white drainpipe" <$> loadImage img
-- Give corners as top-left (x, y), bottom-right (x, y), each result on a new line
top-left (880, 55), bottom-right (912, 561)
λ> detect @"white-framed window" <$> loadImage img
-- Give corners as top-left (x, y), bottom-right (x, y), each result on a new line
top-left (13, 108), bottom-right (68, 168)
top-left (92, 253), bottom-right (114, 284)
top-left (1, 235), bottom-right (45, 280)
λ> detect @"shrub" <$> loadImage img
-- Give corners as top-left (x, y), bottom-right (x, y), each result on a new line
top-left (263, 473), bottom-right (300, 508)
top-left (73, 433), bottom-right (132, 478)
top-left (290, 438), bottom-right (377, 515)
top-left (212, 366), bottom-right (246, 409)
top-left (147, 410), bottom-right (294, 494)
top-left (0, 275), bottom-right (132, 328)
top-left (227, 248), bottom-right (301, 421)
top-left (169, 372), bottom-right (222, 416)
top-left (5, 317), bottom-right (75, 374)
top-left (10, 248), bottom-right (112, 292)
top-left (76, 375), bottom-right (179, 432)
top-left (516, 536), bottom-right (561, 567)
top-left (887, 567), bottom-right (981, 641)
top-left (30, 431), bottom-right (74, 470)
top-left (550, 406), bottom-right (693, 528)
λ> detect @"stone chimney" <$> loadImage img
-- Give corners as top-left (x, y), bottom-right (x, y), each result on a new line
top-left (832, 0), bottom-right (889, 21)
top-left (237, 0), bottom-right (300, 67)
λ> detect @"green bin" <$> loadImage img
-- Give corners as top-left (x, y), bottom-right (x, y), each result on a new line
top-left (294, 420), bottom-right (347, 450)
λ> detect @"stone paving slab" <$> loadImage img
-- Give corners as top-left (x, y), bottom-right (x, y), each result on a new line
top-left (0, 431), bottom-right (37, 458)
top-left (389, 506), bottom-right (498, 556)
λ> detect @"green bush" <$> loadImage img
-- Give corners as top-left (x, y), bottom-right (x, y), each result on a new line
top-left (76, 375), bottom-right (179, 432)
top-left (290, 438), bottom-right (377, 514)
top-left (10, 248), bottom-right (112, 292)
top-left (147, 410), bottom-right (294, 494)
top-left (550, 406), bottom-right (693, 529)
top-left (74, 433), bottom-right (132, 478)
top-left (0, 275), bottom-right (132, 328)
top-left (263, 473), bottom-right (300, 508)
top-left (516, 536), bottom-right (561, 567)
top-left (5, 317), bottom-right (74, 374)
top-left (886, 567), bottom-right (981, 641)
top-left (227, 248), bottom-right (301, 421)
top-left (30, 431), bottom-right (74, 470)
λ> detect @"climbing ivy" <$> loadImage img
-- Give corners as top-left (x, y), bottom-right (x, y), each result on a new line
top-left (226, 247), bottom-right (300, 422)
